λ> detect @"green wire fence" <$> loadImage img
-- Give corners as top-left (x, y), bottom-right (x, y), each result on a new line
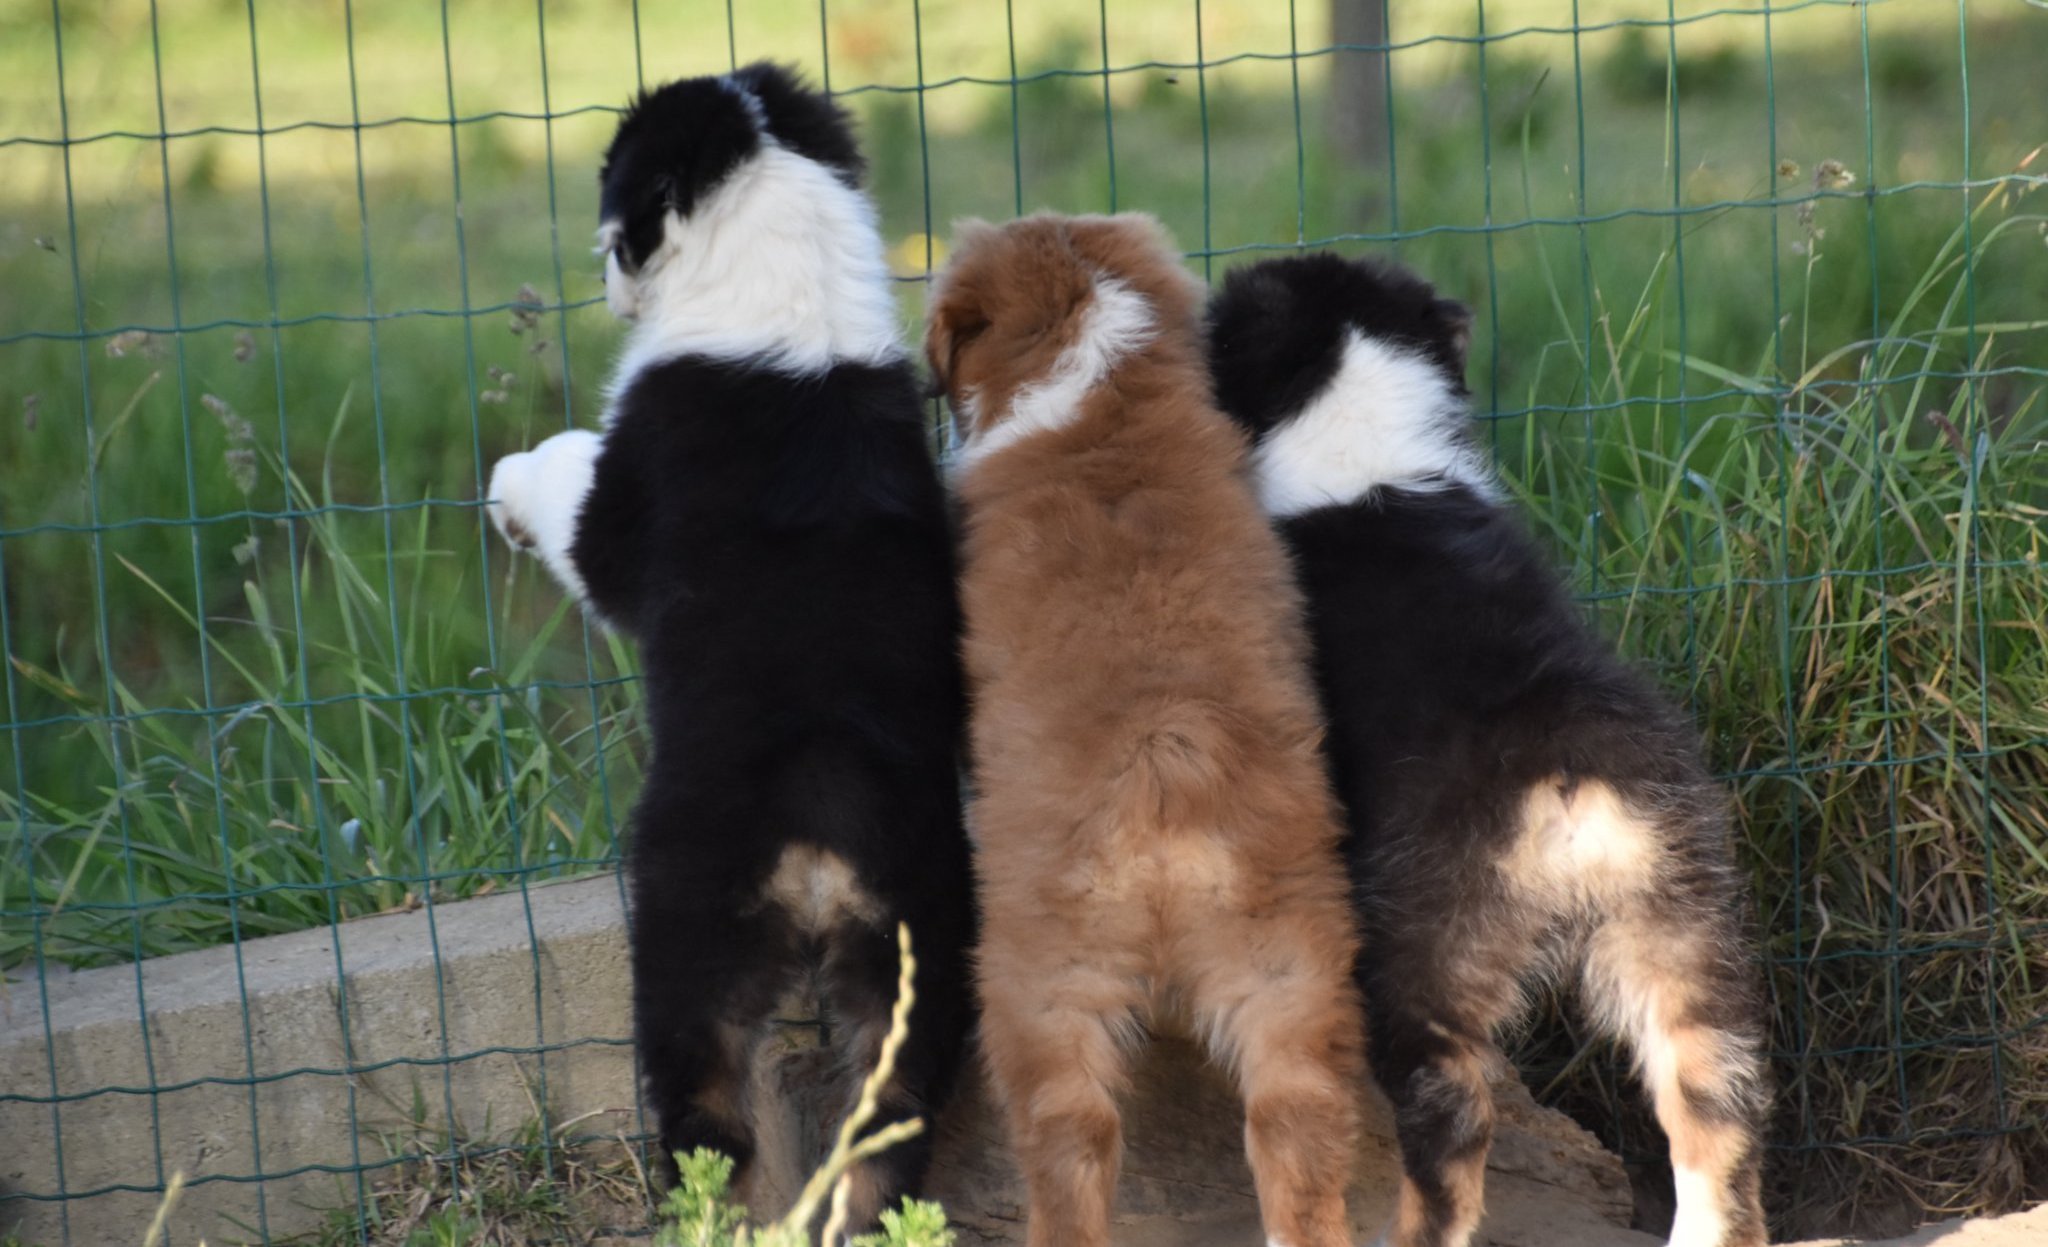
top-left (2, 1), bottom-right (2044, 1243)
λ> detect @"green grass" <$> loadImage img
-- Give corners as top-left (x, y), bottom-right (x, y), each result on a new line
top-left (2, 0), bottom-right (2045, 1237)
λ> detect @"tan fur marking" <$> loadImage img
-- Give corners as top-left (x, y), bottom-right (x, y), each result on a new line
top-left (1652, 1025), bottom-right (1756, 1247)
top-left (1435, 1048), bottom-right (1492, 1247)
top-left (1389, 1175), bottom-right (1432, 1246)
top-left (701, 1019), bottom-right (753, 1128)
top-left (1378, 1159), bottom-right (1487, 1247)
top-left (1442, 1147), bottom-right (1487, 1247)
top-left (1647, 1024), bottom-right (1751, 1131)
top-left (808, 1004), bottom-right (925, 1238)
top-left (1665, 1101), bottom-right (1749, 1184)
top-left (761, 844), bottom-right (884, 935)
top-left (1580, 918), bottom-right (1764, 1247)
top-left (1373, 1041), bottom-right (1491, 1247)
top-left (834, 1156), bottom-right (895, 1238)
top-left (1500, 778), bottom-right (1661, 911)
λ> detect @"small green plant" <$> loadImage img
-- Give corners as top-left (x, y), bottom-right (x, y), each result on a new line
top-left (653, 924), bottom-right (953, 1247)
top-left (655, 1150), bottom-right (952, 1247)
top-left (400, 1210), bottom-right (484, 1247)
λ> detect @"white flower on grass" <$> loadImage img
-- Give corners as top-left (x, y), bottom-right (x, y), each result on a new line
top-left (105, 329), bottom-right (154, 358)
top-left (202, 393), bottom-right (259, 493)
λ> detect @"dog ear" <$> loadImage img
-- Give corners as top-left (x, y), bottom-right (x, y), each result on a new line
top-left (728, 61), bottom-right (864, 184)
top-left (924, 219), bottom-right (999, 398)
top-left (1434, 297), bottom-right (1474, 374)
top-left (923, 280), bottom-right (989, 402)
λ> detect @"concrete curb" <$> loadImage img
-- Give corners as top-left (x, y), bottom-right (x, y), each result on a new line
top-left (2, 873), bottom-right (1640, 1246)
top-left (15, 873), bottom-right (2037, 1247)
top-left (2, 874), bottom-right (640, 1246)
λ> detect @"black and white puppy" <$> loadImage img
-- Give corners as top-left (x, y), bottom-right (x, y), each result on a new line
top-left (486, 63), bottom-right (973, 1230)
top-left (1205, 254), bottom-right (1770, 1247)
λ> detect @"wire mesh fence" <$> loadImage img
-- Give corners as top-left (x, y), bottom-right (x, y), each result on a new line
top-left (2, 0), bottom-right (2044, 1243)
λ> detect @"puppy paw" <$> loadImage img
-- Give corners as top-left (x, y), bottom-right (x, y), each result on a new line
top-left (486, 449), bottom-right (543, 549)
top-left (486, 428), bottom-right (604, 599)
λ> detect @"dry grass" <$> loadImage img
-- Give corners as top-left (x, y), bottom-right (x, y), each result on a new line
top-left (274, 1115), bottom-right (651, 1247)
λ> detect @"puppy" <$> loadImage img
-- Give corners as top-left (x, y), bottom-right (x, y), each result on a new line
top-left (1205, 253), bottom-right (1770, 1247)
top-left (486, 64), bottom-right (973, 1231)
top-left (928, 213), bottom-right (1365, 1247)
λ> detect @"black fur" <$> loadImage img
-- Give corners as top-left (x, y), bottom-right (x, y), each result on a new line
top-left (582, 355), bottom-right (975, 1214)
top-left (1205, 252), bottom-right (1471, 440)
top-left (600, 62), bottom-right (863, 271)
top-left (1207, 255), bottom-right (1769, 1247)
top-left (574, 73), bottom-right (972, 1228)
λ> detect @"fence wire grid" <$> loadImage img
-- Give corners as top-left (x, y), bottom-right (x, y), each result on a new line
top-left (2, 0), bottom-right (2046, 1244)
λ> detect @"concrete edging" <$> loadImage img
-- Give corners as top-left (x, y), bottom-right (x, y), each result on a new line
top-left (2, 874), bottom-right (639, 1246)
top-left (3, 872), bottom-right (1646, 1247)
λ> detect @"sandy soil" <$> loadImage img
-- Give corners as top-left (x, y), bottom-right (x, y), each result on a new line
top-left (1087, 1200), bottom-right (2048, 1247)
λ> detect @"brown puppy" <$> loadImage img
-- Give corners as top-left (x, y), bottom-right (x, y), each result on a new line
top-left (928, 213), bottom-right (1364, 1247)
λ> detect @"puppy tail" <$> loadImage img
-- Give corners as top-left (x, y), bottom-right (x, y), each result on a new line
top-left (1114, 700), bottom-right (1245, 826)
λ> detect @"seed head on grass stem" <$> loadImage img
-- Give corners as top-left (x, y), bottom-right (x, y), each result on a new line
top-left (656, 923), bottom-right (945, 1247)
top-left (787, 921), bottom-right (923, 1246)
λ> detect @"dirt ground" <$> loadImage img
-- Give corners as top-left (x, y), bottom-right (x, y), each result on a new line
top-left (1784, 1202), bottom-right (2048, 1247)
top-left (1085, 1201), bottom-right (2048, 1247)
top-left (605, 1031), bottom-right (2048, 1247)
top-left (923, 1036), bottom-right (2048, 1247)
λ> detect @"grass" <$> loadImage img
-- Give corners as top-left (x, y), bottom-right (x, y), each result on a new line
top-left (1, 0), bottom-right (2045, 1238)
top-left (1498, 168), bottom-right (2048, 1237)
top-left (274, 1113), bottom-right (647, 1247)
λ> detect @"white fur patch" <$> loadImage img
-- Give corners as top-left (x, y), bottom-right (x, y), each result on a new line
top-left (1667, 1165), bottom-right (1730, 1247)
top-left (950, 276), bottom-right (1153, 473)
top-left (1250, 329), bottom-right (1492, 516)
top-left (487, 428), bottom-right (604, 604)
top-left (603, 246), bottom-right (638, 320)
top-left (602, 143), bottom-right (902, 394)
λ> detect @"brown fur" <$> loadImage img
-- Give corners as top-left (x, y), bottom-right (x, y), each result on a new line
top-left (929, 213), bottom-right (1364, 1247)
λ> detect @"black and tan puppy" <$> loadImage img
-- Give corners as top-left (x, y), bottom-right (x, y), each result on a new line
top-left (486, 64), bottom-right (972, 1231)
top-left (1206, 253), bottom-right (1770, 1247)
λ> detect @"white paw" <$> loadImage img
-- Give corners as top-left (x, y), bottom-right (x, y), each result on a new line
top-left (486, 448), bottom-right (541, 549)
top-left (486, 428), bottom-right (604, 600)
top-left (1666, 1165), bottom-right (1732, 1247)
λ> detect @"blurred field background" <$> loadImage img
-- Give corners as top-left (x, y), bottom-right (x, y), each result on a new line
top-left (1, 0), bottom-right (2044, 1239)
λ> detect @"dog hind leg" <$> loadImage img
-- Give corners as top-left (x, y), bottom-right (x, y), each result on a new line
top-left (978, 958), bottom-right (1141, 1247)
top-left (1186, 908), bottom-right (1364, 1247)
top-left (1371, 1008), bottom-right (1499, 1247)
top-left (1581, 904), bottom-right (1768, 1247)
top-left (1357, 907), bottom-right (1541, 1247)
top-left (813, 912), bottom-right (969, 1236)
top-left (631, 901), bottom-right (793, 1189)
